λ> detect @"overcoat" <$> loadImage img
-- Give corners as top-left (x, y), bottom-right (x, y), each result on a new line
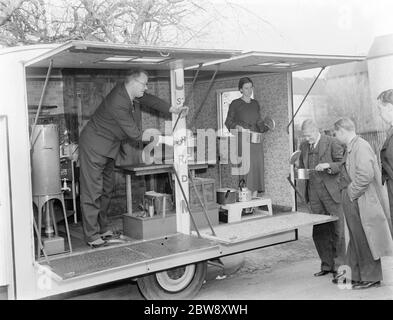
top-left (346, 136), bottom-right (393, 259)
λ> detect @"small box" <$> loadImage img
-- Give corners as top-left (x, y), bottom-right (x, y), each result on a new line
top-left (189, 177), bottom-right (216, 210)
top-left (219, 209), bottom-right (229, 223)
top-left (123, 212), bottom-right (177, 240)
top-left (122, 205), bottom-right (220, 240)
top-left (190, 205), bottom-right (219, 231)
top-left (43, 236), bottom-right (65, 255)
top-left (144, 192), bottom-right (174, 216)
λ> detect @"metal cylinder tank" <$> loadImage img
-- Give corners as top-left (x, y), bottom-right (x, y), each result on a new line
top-left (367, 34), bottom-right (393, 105)
top-left (31, 124), bottom-right (61, 196)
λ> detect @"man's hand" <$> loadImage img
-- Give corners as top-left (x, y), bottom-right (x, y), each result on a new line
top-left (169, 105), bottom-right (189, 117)
top-left (315, 163), bottom-right (330, 171)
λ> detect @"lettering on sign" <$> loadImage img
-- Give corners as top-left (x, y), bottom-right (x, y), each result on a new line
top-left (178, 154), bottom-right (188, 164)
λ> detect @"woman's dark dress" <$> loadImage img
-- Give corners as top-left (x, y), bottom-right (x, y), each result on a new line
top-left (225, 98), bottom-right (268, 192)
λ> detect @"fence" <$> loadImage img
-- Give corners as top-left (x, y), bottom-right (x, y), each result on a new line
top-left (359, 130), bottom-right (387, 166)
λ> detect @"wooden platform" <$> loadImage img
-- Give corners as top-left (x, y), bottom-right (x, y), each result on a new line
top-left (221, 197), bottom-right (273, 223)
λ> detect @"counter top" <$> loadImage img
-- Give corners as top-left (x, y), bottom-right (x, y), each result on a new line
top-left (115, 162), bottom-right (209, 176)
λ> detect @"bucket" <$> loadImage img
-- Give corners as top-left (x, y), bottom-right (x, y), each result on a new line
top-left (250, 131), bottom-right (262, 143)
top-left (294, 168), bottom-right (315, 180)
top-left (217, 188), bottom-right (237, 205)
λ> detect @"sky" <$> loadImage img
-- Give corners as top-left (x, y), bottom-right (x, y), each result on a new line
top-left (186, 0), bottom-right (393, 56)
top-left (181, 0), bottom-right (393, 78)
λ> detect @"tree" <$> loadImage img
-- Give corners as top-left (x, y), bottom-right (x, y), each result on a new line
top-left (0, 0), bottom-right (211, 46)
top-left (0, 0), bottom-right (25, 26)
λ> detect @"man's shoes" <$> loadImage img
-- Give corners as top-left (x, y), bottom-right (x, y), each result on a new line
top-left (314, 270), bottom-right (331, 277)
top-left (100, 230), bottom-right (114, 240)
top-left (331, 271), bottom-right (346, 284)
top-left (352, 281), bottom-right (381, 290)
top-left (88, 237), bottom-right (107, 248)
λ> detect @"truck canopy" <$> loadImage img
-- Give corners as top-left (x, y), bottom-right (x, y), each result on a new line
top-left (23, 40), bottom-right (364, 72)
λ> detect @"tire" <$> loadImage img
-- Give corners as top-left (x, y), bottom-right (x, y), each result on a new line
top-left (137, 262), bottom-right (207, 300)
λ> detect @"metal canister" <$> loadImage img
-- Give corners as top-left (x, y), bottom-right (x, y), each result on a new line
top-left (31, 124), bottom-right (61, 196)
top-left (148, 203), bottom-right (155, 217)
top-left (250, 131), bottom-right (262, 144)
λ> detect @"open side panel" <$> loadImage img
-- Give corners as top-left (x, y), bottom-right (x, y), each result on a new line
top-left (187, 52), bottom-right (365, 73)
top-left (25, 40), bottom-right (238, 70)
top-left (197, 212), bottom-right (337, 245)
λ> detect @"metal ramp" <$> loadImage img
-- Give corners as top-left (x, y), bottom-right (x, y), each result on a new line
top-left (195, 212), bottom-right (338, 255)
top-left (40, 233), bottom-right (220, 281)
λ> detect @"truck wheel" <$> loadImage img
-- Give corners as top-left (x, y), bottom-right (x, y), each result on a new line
top-left (137, 262), bottom-right (207, 300)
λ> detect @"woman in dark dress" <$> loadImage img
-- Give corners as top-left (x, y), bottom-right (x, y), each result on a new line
top-left (225, 77), bottom-right (273, 195)
top-left (378, 88), bottom-right (393, 231)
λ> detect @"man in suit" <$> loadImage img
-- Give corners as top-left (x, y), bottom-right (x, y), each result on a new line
top-left (79, 69), bottom-right (187, 247)
top-left (298, 119), bottom-right (346, 278)
top-left (334, 117), bottom-right (393, 289)
top-left (378, 89), bottom-right (393, 232)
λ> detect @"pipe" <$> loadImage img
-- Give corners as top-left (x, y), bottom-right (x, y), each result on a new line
top-left (286, 176), bottom-right (313, 214)
top-left (30, 59), bottom-right (54, 147)
top-left (286, 66), bottom-right (325, 133)
top-left (189, 172), bottom-right (217, 236)
top-left (191, 66), bottom-right (219, 124)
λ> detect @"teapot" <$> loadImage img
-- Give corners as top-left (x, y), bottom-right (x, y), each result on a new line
top-left (238, 179), bottom-right (252, 202)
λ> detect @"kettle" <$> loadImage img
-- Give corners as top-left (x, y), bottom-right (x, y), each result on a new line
top-left (238, 179), bottom-right (252, 202)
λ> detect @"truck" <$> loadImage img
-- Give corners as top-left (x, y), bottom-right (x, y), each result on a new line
top-left (1, 37), bottom-right (388, 300)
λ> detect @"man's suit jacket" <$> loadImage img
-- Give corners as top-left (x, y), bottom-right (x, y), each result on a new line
top-left (299, 134), bottom-right (345, 203)
top-left (80, 82), bottom-right (170, 159)
top-left (381, 126), bottom-right (393, 182)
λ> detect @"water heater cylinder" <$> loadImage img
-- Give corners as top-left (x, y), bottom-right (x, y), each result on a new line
top-left (367, 34), bottom-right (393, 104)
top-left (31, 124), bottom-right (61, 196)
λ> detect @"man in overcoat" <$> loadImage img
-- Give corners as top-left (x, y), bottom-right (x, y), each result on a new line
top-left (334, 117), bottom-right (393, 289)
top-left (298, 119), bottom-right (346, 278)
top-left (79, 69), bottom-right (187, 247)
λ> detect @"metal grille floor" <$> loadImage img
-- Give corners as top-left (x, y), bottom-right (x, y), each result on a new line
top-left (41, 233), bottom-right (219, 281)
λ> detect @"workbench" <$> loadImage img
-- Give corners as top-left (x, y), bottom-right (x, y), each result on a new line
top-left (115, 162), bottom-right (209, 215)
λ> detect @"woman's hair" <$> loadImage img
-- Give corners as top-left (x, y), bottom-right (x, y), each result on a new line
top-left (238, 77), bottom-right (253, 90)
top-left (377, 89), bottom-right (393, 105)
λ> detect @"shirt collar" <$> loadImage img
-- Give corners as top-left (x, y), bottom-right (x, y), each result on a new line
top-left (347, 135), bottom-right (358, 152)
top-left (310, 132), bottom-right (321, 148)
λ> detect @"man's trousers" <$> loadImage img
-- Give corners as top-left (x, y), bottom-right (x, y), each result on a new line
top-left (341, 190), bottom-right (382, 282)
top-left (308, 180), bottom-right (346, 272)
top-left (79, 139), bottom-right (115, 243)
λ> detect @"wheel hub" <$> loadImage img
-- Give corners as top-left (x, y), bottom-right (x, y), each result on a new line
top-left (156, 264), bottom-right (196, 293)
